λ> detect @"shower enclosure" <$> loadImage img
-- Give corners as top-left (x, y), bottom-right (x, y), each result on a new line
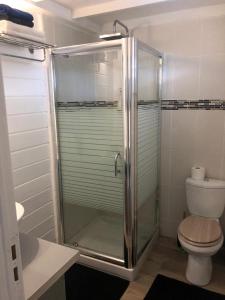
top-left (51, 37), bottom-right (162, 278)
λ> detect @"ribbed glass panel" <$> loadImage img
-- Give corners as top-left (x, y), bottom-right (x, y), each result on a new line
top-left (137, 47), bottom-right (160, 255)
top-left (137, 103), bottom-right (160, 207)
top-left (57, 105), bottom-right (124, 213)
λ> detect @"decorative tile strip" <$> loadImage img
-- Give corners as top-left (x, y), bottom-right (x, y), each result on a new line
top-left (56, 101), bottom-right (118, 108)
top-left (138, 100), bottom-right (159, 105)
top-left (161, 100), bottom-right (225, 110)
top-left (56, 100), bottom-right (225, 110)
top-left (56, 100), bottom-right (160, 108)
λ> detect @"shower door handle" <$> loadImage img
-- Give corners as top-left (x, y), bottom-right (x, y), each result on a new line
top-left (114, 152), bottom-right (121, 177)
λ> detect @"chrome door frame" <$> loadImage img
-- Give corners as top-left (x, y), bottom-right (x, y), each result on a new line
top-left (51, 39), bottom-right (135, 268)
top-left (134, 39), bottom-right (163, 262)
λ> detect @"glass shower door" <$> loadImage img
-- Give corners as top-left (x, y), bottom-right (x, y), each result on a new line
top-left (136, 42), bottom-right (161, 256)
top-left (53, 45), bottom-right (125, 263)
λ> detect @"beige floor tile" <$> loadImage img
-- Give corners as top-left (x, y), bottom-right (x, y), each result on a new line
top-left (120, 236), bottom-right (225, 300)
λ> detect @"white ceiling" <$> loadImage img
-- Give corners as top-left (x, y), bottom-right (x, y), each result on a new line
top-left (33, 0), bottom-right (225, 32)
top-left (54, 0), bottom-right (112, 9)
top-left (49, 0), bottom-right (171, 19)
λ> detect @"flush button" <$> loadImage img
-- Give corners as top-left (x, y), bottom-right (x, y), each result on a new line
top-left (11, 245), bottom-right (16, 260)
top-left (13, 267), bottom-right (19, 281)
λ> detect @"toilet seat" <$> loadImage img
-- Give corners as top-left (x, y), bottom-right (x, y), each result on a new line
top-left (178, 215), bottom-right (222, 247)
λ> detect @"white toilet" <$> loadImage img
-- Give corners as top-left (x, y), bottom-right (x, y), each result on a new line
top-left (178, 177), bottom-right (225, 286)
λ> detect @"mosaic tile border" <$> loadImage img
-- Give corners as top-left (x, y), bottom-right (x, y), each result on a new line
top-left (161, 100), bottom-right (225, 110)
top-left (56, 100), bottom-right (160, 108)
top-left (57, 101), bottom-right (117, 108)
top-left (56, 100), bottom-right (225, 110)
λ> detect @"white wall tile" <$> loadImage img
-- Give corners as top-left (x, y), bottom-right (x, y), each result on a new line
top-left (160, 220), bottom-right (180, 239)
top-left (167, 187), bottom-right (187, 222)
top-left (160, 148), bottom-right (173, 187)
top-left (173, 18), bottom-right (202, 56)
top-left (201, 16), bottom-right (225, 55)
top-left (199, 54), bottom-right (225, 99)
top-left (170, 149), bottom-right (195, 187)
top-left (161, 55), bottom-right (175, 100)
top-left (194, 111), bottom-right (225, 154)
top-left (159, 187), bottom-right (170, 221)
top-left (160, 110), bottom-right (173, 149)
top-left (160, 110), bottom-right (225, 238)
top-left (137, 23), bottom-right (176, 54)
top-left (171, 56), bottom-right (200, 100)
top-left (171, 110), bottom-right (198, 150)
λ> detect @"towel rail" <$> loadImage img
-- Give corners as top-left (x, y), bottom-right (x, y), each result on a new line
top-left (0, 32), bottom-right (54, 62)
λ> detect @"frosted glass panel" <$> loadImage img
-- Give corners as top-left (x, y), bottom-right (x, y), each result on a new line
top-left (54, 48), bottom-right (125, 260)
top-left (137, 48), bottom-right (160, 255)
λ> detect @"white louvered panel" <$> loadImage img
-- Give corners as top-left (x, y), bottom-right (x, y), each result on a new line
top-left (57, 105), bottom-right (124, 213)
top-left (7, 113), bottom-right (48, 133)
top-left (11, 144), bottom-right (50, 169)
top-left (19, 202), bottom-right (54, 233)
top-left (14, 174), bottom-right (51, 203)
top-left (6, 97), bottom-right (48, 115)
top-left (9, 128), bottom-right (49, 152)
top-left (41, 228), bottom-right (56, 242)
top-left (13, 160), bottom-right (51, 186)
top-left (2, 57), bottom-right (55, 240)
top-left (3, 78), bottom-right (47, 97)
top-left (20, 189), bottom-right (53, 216)
top-left (27, 216), bottom-right (55, 237)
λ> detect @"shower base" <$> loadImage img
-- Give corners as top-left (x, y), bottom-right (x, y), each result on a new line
top-left (78, 227), bottom-right (159, 281)
top-left (62, 203), bottom-right (159, 280)
top-left (69, 214), bottom-right (124, 259)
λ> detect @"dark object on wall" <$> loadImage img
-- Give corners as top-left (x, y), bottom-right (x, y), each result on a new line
top-left (0, 4), bottom-right (34, 28)
top-left (144, 274), bottom-right (225, 300)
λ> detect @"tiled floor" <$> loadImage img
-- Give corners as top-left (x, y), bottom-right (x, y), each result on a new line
top-left (121, 236), bottom-right (225, 300)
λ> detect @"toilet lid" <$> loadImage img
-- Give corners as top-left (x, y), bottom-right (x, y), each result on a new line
top-left (178, 216), bottom-right (222, 246)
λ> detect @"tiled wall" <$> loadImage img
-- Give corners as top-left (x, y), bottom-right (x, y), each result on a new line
top-left (160, 110), bottom-right (225, 237)
top-left (134, 14), bottom-right (225, 237)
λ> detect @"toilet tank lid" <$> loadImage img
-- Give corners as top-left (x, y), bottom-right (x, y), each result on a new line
top-left (186, 178), bottom-right (225, 189)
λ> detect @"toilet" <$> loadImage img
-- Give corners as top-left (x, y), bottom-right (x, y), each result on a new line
top-left (178, 177), bottom-right (225, 286)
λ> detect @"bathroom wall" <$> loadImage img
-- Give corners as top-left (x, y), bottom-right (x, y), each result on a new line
top-left (133, 12), bottom-right (225, 237)
top-left (1, 6), bottom-right (96, 242)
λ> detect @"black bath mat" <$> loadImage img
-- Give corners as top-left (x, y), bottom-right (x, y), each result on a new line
top-left (65, 264), bottom-right (129, 300)
top-left (144, 274), bottom-right (225, 300)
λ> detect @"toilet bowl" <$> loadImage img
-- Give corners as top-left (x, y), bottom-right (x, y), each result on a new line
top-left (177, 177), bottom-right (225, 286)
top-left (178, 215), bottom-right (223, 286)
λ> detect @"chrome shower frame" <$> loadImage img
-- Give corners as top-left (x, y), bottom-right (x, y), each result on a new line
top-left (50, 37), bottom-right (163, 274)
